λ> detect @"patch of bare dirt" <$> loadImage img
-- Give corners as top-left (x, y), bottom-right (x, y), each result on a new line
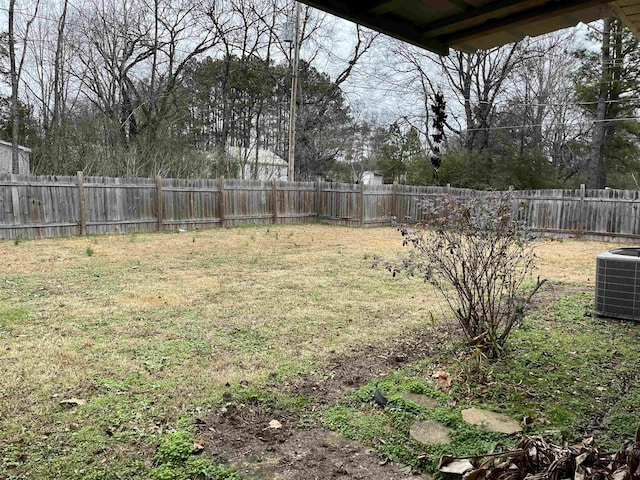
top-left (198, 283), bottom-right (579, 479)
top-left (202, 404), bottom-right (425, 479)
top-left (197, 321), bottom-right (459, 478)
top-left (527, 280), bottom-right (586, 311)
top-left (287, 326), bottom-right (449, 408)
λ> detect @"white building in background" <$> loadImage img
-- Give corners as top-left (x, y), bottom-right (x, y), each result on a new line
top-left (227, 146), bottom-right (288, 181)
top-left (0, 140), bottom-right (31, 174)
top-left (361, 170), bottom-right (383, 185)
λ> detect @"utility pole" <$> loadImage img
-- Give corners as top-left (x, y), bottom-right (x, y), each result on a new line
top-left (287, 2), bottom-right (301, 182)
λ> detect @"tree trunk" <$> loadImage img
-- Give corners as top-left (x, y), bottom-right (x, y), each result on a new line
top-left (8, 0), bottom-right (20, 173)
top-left (53, 0), bottom-right (68, 128)
top-left (586, 17), bottom-right (611, 190)
top-left (462, 56), bottom-right (474, 151)
top-left (148, 0), bottom-right (159, 151)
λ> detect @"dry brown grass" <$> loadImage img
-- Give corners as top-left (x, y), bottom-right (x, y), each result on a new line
top-left (0, 225), bottom-right (628, 478)
top-left (533, 237), bottom-right (620, 285)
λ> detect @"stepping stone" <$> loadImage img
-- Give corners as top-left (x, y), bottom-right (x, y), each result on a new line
top-left (461, 407), bottom-right (522, 434)
top-left (439, 458), bottom-right (474, 475)
top-left (409, 420), bottom-right (451, 445)
top-left (400, 393), bottom-right (438, 409)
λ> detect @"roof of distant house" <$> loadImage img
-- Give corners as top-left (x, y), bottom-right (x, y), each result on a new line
top-left (227, 146), bottom-right (288, 166)
top-left (0, 140), bottom-right (32, 153)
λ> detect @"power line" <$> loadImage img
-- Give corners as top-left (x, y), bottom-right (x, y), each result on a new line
top-left (463, 115), bottom-right (640, 133)
top-left (342, 82), bottom-right (640, 108)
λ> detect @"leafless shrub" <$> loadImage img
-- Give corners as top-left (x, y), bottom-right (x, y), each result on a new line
top-left (382, 191), bottom-right (546, 357)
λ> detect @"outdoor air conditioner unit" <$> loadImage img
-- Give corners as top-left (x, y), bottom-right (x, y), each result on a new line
top-left (595, 247), bottom-right (640, 321)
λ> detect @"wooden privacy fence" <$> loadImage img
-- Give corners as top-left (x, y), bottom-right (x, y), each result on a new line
top-left (1, 172), bottom-right (640, 241)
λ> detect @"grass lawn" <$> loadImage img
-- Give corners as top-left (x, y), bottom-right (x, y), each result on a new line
top-left (1, 225), bottom-right (638, 479)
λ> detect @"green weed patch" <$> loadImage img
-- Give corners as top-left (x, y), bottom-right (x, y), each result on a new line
top-left (322, 293), bottom-right (640, 473)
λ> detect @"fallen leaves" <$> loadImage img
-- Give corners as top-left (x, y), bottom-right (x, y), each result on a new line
top-left (438, 433), bottom-right (640, 480)
top-left (59, 398), bottom-right (86, 407)
top-left (193, 440), bottom-right (205, 453)
top-left (434, 370), bottom-right (452, 388)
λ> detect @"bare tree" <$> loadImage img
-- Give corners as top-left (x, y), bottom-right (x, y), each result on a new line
top-left (499, 33), bottom-right (588, 177)
top-left (386, 38), bottom-right (527, 153)
top-left (582, 17), bottom-right (633, 190)
top-left (4, 0), bottom-right (382, 179)
top-left (440, 45), bottom-right (524, 151)
top-left (8, 0), bottom-right (41, 173)
top-left (386, 39), bottom-right (444, 159)
top-left (21, 0), bottom-right (78, 128)
top-left (62, 0), bottom-right (221, 175)
top-left (293, 10), bottom-right (380, 178)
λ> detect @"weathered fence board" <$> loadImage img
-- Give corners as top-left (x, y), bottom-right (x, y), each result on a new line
top-left (363, 184), bottom-right (394, 227)
top-left (276, 180), bottom-right (316, 225)
top-left (318, 181), bottom-right (361, 227)
top-left (0, 173), bottom-right (80, 239)
top-left (1, 172), bottom-right (640, 241)
top-left (161, 177), bottom-right (221, 231)
top-left (83, 176), bottom-right (157, 235)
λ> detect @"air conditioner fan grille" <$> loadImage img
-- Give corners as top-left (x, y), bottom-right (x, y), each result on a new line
top-left (595, 248), bottom-right (640, 321)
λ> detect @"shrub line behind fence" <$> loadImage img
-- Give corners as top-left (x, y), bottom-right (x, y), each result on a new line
top-left (1, 172), bottom-right (639, 241)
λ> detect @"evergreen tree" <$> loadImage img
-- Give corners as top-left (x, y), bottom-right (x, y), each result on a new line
top-left (574, 17), bottom-right (640, 189)
top-left (376, 123), bottom-right (427, 184)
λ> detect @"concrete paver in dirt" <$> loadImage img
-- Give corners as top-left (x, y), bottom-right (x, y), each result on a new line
top-left (461, 407), bottom-right (522, 434)
top-left (399, 393), bottom-right (438, 409)
top-left (409, 420), bottom-right (452, 445)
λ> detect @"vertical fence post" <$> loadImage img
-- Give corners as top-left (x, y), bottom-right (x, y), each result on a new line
top-left (359, 182), bottom-right (365, 227)
top-left (218, 176), bottom-right (226, 228)
top-left (391, 181), bottom-right (398, 220)
top-left (10, 173), bottom-right (20, 227)
top-left (315, 178), bottom-right (322, 220)
top-left (272, 179), bottom-right (278, 224)
top-left (578, 183), bottom-right (586, 236)
top-left (156, 175), bottom-right (164, 232)
top-left (77, 171), bottom-right (86, 236)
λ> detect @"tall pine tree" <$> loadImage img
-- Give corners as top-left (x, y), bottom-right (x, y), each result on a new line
top-left (575, 17), bottom-right (640, 189)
